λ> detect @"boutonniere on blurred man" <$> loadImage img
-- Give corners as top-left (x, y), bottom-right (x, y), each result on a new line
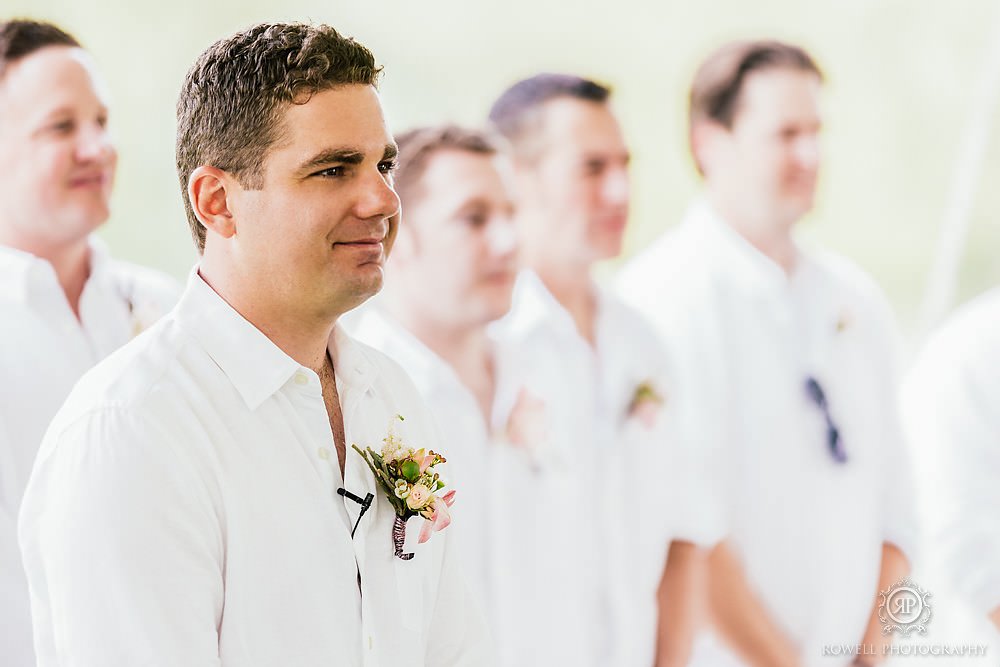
top-left (835, 307), bottom-right (853, 333)
top-left (626, 380), bottom-right (665, 428)
top-left (503, 387), bottom-right (549, 453)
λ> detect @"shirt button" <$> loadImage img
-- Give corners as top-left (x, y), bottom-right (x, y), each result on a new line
top-left (318, 448), bottom-right (330, 460)
top-left (294, 372), bottom-right (309, 385)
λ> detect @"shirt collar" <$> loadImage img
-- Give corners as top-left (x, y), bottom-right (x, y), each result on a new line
top-left (684, 197), bottom-right (800, 294)
top-left (0, 235), bottom-right (114, 303)
top-left (174, 269), bottom-right (379, 410)
top-left (502, 269), bottom-right (603, 339)
top-left (173, 270), bottom-right (300, 410)
top-left (328, 320), bottom-right (379, 398)
top-left (349, 307), bottom-right (458, 397)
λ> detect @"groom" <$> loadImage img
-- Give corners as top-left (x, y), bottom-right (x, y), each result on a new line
top-left (19, 22), bottom-right (489, 666)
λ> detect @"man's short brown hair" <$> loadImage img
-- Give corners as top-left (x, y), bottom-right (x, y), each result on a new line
top-left (0, 19), bottom-right (80, 79)
top-left (487, 73), bottom-right (611, 161)
top-left (393, 125), bottom-right (502, 205)
top-left (175, 22), bottom-right (382, 252)
top-left (689, 40), bottom-right (823, 129)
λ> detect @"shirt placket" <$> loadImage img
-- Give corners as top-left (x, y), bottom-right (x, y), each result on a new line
top-left (338, 380), bottom-right (380, 666)
top-left (287, 366), bottom-right (380, 661)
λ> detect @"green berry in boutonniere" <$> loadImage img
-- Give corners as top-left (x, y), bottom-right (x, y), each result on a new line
top-left (352, 415), bottom-right (456, 560)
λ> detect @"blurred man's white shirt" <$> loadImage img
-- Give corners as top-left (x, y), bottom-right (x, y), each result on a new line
top-left (349, 306), bottom-right (535, 667)
top-left (901, 287), bottom-right (1000, 665)
top-left (481, 270), bottom-right (719, 667)
top-left (0, 237), bottom-right (178, 667)
top-left (618, 199), bottom-right (917, 667)
top-left (18, 272), bottom-right (490, 667)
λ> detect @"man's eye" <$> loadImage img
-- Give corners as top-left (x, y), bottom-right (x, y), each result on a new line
top-left (316, 166), bottom-right (344, 178)
top-left (378, 160), bottom-right (398, 174)
top-left (50, 120), bottom-right (74, 134)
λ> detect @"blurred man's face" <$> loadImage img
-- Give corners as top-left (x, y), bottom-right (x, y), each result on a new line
top-left (515, 98), bottom-right (630, 267)
top-left (392, 149), bottom-right (517, 327)
top-left (699, 67), bottom-right (821, 231)
top-left (218, 84), bottom-right (400, 319)
top-left (0, 46), bottom-right (117, 248)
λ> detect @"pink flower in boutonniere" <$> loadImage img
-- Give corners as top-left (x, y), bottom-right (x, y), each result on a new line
top-left (504, 388), bottom-right (548, 450)
top-left (405, 483), bottom-right (432, 511)
top-left (418, 489), bottom-right (456, 544)
top-left (627, 380), bottom-right (665, 429)
top-left (352, 415), bottom-right (457, 560)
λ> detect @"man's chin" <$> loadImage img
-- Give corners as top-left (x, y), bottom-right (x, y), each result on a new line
top-left (340, 272), bottom-right (384, 312)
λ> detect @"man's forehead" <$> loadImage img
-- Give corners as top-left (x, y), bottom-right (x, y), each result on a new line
top-left (535, 98), bottom-right (625, 152)
top-left (0, 46), bottom-right (108, 129)
top-left (735, 68), bottom-right (822, 122)
top-left (273, 84), bottom-right (395, 160)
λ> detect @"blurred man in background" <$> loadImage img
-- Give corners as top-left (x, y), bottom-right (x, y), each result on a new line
top-left (618, 40), bottom-right (916, 666)
top-left (903, 288), bottom-right (1000, 656)
top-left (488, 73), bottom-right (714, 667)
top-left (0, 19), bottom-right (177, 665)
top-left (349, 124), bottom-right (531, 662)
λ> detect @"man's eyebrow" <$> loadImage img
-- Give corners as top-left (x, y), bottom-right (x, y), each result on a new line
top-left (299, 144), bottom-right (399, 172)
top-left (299, 148), bottom-right (365, 172)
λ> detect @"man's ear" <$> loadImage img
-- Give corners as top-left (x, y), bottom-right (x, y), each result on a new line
top-left (689, 119), bottom-right (727, 178)
top-left (188, 166), bottom-right (237, 241)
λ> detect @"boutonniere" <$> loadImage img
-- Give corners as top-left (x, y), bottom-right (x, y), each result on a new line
top-left (835, 307), bottom-right (853, 334)
top-left (626, 380), bottom-right (665, 428)
top-left (352, 415), bottom-right (456, 560)
top-left (503, 388), bottom-right (548, 452)
top-left (127, 299), bottom-right (160, 338)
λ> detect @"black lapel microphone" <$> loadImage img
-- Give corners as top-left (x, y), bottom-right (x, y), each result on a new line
top-left (338, 487), bottom-right (375, 538)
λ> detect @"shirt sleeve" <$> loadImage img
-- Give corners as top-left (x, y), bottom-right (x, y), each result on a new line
top-left (18, 406), bottom-right (224, 667)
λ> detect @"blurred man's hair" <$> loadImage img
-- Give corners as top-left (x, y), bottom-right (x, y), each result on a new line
top-left (393, 125), bottom-right (502, 204)
top-left (176, 22), bottom-right (381, 252)
top-left (488, 73), bottom-right (611, 160)
top-left (0, 19), bottom-right (80, 79)
top-left (689, 39), bottom-right (823, 130)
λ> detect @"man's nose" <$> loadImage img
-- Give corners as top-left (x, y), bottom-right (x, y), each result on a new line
top-left (602, 165), bottom-right (630, 207)
top-left (794, 133), bottom-right (821, 171)
top-left (487, 216), bottom-right (518, 258)
top-left (76, 122), bottom-right (115, 164)
top-left (358, 171), bottom-right (401, 221)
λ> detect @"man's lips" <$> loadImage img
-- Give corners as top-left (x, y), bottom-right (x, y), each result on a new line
top-left (69, 173), bottom-right (109, 189)
top-left (335, 238), bottom-right (384, 247)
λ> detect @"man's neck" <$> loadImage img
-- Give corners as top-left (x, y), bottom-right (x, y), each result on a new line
top-left (198, 263), bottom-right (337, 375)
top-left (391, 304), bottom-right (496, 421)
top-left (534, 262), bottom-right (598, 345)
top-left (708, 194), bottom-right (799, 275)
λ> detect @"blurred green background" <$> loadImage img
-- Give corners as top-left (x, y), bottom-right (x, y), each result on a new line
top-left (9, 0), bottom-right (1000, 338)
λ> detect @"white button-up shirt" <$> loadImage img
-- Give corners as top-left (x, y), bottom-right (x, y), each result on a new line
top-left (18, 272), bottom-right (490, 667)
top-left (903, 287), bottom-right (1000, 654)
top-left (617, 200), bottom-right (917, 666)
top-left (0, 239), bottom-right (178, 667)
top-left (348, 308), bottom-right (528, 666)
top-left (485, 271), bottom-right (714, 667)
